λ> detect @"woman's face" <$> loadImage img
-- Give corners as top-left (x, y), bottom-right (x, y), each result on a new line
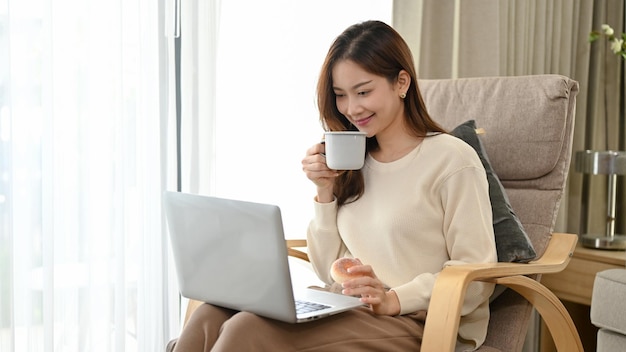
top-left (331, 59), bottom-right (406, 139)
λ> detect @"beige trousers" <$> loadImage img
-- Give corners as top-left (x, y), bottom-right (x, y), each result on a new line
top-left (172, 303), bottom-right (426, 351)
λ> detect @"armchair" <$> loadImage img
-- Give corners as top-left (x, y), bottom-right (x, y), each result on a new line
top-left (169, 75), bottom-right (582, 351)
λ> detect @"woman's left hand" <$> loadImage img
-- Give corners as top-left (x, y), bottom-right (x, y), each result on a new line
top-left (340, 263), bottom-right (401, 316)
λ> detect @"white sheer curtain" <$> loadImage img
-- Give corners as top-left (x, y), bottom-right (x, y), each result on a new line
top-left (0, 0), bottom-right (176, 351)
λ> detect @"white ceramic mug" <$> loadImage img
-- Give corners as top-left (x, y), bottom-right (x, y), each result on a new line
top-left (323, 131), bottom-right (367, 170)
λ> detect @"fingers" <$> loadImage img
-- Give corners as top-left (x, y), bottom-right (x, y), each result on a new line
top-left (345, 261), bottom-right (368, 275)
top-left (302, 142), bottom-right (339, 188)
top-left (341, 278), bottom-right (385, 306)
top-left (301, 143), bottom-right (325, 170)
top-left (339, 264), bottom-right (397, 314)
top-left (301, 154), bottom-right (328, 173)
top-left (305, 141), bottom-right (326, 158)
top-left (339, 266), bottom-right (382, 298)
top-left (341, 277), bottom-right (399, 315)
top-left (301, 157), bottom-right (337, 180)
top-left (340, 275), bottom-right (383, 295)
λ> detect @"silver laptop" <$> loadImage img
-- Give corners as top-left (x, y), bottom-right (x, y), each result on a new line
top-left (163, 191), bottom-right (363, 323)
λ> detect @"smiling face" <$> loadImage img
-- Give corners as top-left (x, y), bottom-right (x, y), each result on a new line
top-left (331, 60), bottom-right (409, 140)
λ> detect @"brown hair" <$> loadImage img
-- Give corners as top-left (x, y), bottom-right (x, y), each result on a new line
top-left (317, 20), bottom-right (446, 206)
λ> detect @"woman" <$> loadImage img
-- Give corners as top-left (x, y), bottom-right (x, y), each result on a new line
top-left (173, 20), bottom-right (496, 352)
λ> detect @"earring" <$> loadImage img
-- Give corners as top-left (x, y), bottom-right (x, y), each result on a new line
top-left (400, 92), bottom-right (406, 99)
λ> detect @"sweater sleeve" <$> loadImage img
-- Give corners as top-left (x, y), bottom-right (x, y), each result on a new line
top-left (391, 166), bottom-right (496, 316)
top-left (305, 198), bottom-right (349, 285)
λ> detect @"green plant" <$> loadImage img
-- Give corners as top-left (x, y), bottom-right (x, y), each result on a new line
top-left (589, 24), bottom-right (626, 60)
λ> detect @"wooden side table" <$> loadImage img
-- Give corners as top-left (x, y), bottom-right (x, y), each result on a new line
top-left (539, 242), bottom-right (626, 351)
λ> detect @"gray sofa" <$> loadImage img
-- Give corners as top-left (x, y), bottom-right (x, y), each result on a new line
top-left (591, 268), bottom-right (626, 351)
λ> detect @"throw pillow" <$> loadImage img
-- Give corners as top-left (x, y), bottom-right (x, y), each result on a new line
top-left (451, 120), bottom-right (536, 263)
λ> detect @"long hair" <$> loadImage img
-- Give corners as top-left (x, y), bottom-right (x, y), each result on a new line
top-left (317, 20), bottom-right (446, 206)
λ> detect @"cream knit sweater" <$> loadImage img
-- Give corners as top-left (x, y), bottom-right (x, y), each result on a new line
top-left (307, 133), bottom-right (497, 350)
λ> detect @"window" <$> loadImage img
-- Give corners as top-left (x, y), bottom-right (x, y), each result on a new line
top-left (212, 0), bottom-right (393, 238)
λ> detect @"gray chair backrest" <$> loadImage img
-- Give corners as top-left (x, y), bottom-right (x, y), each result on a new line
top-left (419, 74), bottom-right (579, 351)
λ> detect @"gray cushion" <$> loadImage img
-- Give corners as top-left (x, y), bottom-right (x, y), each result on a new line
top-left (451, 120), bottom-right (536, 262)
top-left (591, 269), bottom-right (626, 335)
top-left (597, 329), bottom-right (626, 352)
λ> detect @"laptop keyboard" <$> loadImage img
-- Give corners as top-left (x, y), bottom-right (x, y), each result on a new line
top-left (295, 299), bottom-right (331, 314)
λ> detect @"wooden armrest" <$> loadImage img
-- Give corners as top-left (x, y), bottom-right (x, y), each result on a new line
top-left (286, 239), bottom-right (309, 262)
top-left (422, 233), bottom-right (582, 352)
top-left (285, 232), bottom-right (576, 275)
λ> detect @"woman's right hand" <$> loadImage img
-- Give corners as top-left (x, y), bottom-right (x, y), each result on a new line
top-left (301, 142), bottom-right (338, 203)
